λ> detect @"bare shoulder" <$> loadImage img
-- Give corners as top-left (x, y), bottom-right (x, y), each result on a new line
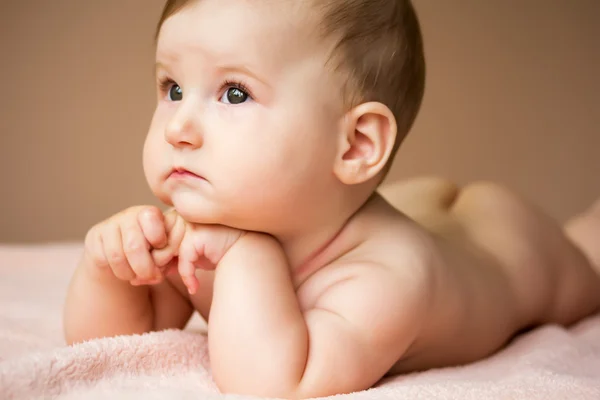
top-left (298, 193), bottom-right (440, 305)
top-left (296, 195), bottom-right (441, 376)
top-left (294, 212), bottom-right (439, 390)
top-left (349, 192), bottom-right (442, 280)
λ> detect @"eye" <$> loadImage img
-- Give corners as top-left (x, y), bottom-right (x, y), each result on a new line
top-left (220, 85), bottom-right (251, 105)
top-left (168, 84), bottom-right (183, 101)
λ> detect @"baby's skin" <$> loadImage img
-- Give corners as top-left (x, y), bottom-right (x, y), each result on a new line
top-left (64, 178), bottom-right (600, 398)
top-left (63, 1), bottom-right (600, 398)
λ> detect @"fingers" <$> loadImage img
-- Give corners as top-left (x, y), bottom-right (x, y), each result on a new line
top-left (138, 207), bottom-right (168, 250)
top-left (163, 208), bottom-right (179, 234)
top-left (86, 205), bottom-right (226, 295)
top-left (101, 223), bottom-right (136, 281)
top-left (121, 216), bottom-right (161, 282)
top-left (84, 226), bottom-right (109, 269)
top-left (152, 210), bottom-right (186, 268)
top-left (178, 239), bottom-right (200, 295)
top-left (166, 209), bottom-right (187, 248)
top-left (130, 276), bottom-right (163, 286)
top-left (84, 206), bottom-right (176, 287)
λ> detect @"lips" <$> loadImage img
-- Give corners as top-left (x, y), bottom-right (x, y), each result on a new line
top-left (168, 167), bottom-right (205, 181)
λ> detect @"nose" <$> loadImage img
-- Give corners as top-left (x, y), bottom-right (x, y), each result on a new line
top-left (164, 96), bottom-right (203, 149)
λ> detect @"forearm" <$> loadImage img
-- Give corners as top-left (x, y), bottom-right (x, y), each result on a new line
top-left (209, 233), bottom-right (308, 397)
top-left (63, 252), bottom-right (154, 344)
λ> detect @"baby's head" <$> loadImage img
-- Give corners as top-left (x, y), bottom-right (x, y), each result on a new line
top-left (143, 0), bottom-right (424, 234)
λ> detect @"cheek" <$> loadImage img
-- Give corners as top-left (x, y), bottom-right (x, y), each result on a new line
top-left (219, 109), bottom-right (336, 198)
top-left (142, 137), bottom-right (156, 181)
top-left (276, 106), bottom-right (338, 172)
top-left (142, 113), bottom-right (167, 190)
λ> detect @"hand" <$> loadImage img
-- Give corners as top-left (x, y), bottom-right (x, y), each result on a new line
top-left (84, 206), bottom-right (184, 286)
top-left (177, 223), bottom-right (246, 294)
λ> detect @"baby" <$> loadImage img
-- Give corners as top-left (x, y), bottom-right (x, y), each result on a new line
top-left (63, 0), bottom-right (600, 398)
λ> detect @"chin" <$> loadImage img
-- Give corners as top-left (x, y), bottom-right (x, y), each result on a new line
top-left (170, 192), bottom-right (222, 224)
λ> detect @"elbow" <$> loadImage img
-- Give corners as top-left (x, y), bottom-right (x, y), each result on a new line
top-left (216, 385), bottom-right (309, 400)
top-left (62, 318), bottom-right (99, 346)
top-left (63, 312), bottom-right (84, 346)
top-left (212, 359), bottom-right (309, 399)
top-left (215, 372), bottom-right (341, 400)
top-left (64, 333), bottom-right (84, 347)
top-left (63, 325), bottom-right (90, 346)
top-left (214, 373), bottom-right (305, 399)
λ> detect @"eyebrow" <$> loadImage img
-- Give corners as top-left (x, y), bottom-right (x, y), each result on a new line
top-left (214, 64), bottom-right (271, 88)
top-left (155, 61), bottom-right (171, 76)
top-left (155, 60), bottom-right (270, 88)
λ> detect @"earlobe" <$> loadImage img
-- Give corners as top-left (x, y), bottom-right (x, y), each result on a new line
top-left (333, 102), bottom-right (397, 185)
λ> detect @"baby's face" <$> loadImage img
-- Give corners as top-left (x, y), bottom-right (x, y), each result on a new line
top-left (144, 0), bottom-right (345, 231)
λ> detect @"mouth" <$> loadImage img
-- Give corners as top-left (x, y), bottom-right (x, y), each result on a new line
top-left (168, 167), bottom-right (206, 181)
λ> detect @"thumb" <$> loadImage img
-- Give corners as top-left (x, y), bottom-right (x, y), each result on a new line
top-left (151, 245), bottom-right (176, 268)
top-left (151, 209), bottom-right (186, 267)
top-left (163, 207), bottom-right (179, 232)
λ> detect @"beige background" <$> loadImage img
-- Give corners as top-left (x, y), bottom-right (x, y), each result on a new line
top-left (1, 1), bottom-right (598, 243)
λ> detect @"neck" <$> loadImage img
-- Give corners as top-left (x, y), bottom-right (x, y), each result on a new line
top-left (272, 189), bottom-right (375, 282)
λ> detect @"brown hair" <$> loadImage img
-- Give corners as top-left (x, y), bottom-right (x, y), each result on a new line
top-left (155, 0), bottom-right (425, 178)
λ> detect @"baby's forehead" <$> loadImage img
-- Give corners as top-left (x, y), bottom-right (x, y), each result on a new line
top-left (157, 0), bottom-right (325, 67)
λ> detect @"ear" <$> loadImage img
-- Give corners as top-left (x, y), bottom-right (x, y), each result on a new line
top-left (333, 102), bottom-right (397, 185)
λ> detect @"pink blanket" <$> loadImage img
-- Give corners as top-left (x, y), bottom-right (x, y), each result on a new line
top-left (1, 243), bottom-right (599, 399)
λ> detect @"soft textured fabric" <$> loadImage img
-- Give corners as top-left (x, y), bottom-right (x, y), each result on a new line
top-left (1, 243), bottom-right (599, 399)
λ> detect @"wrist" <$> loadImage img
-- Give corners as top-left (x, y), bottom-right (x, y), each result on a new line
top-left (222, 231), bottom-right (283, 266)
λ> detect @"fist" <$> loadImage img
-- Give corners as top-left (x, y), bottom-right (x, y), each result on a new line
top-left (84, 206), bottom-right (184, 285)
top-left (177, 224), bottom-right (245, 294)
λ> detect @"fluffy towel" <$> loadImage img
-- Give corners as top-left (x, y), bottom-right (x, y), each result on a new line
top-left (1, 243), bottom-right (599, 399)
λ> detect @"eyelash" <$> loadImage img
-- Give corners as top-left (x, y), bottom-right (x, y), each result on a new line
top-left (157, 77), bottom-right (175, 95)
top-left (157, 77), bottom-right (254, 101)
top-left (222, 80), bottom-right (253, 99)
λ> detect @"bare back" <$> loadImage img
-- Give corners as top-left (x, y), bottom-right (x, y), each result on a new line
top-left (379, 179), bottom-right (600, 373)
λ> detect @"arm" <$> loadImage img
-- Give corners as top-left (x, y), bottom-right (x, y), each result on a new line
top-left (63, 254), bottom-right (193, 344)
top-left (63, 207), bottom-right (194, 344)
top-left (207, 233), bottom-right (429, 398)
